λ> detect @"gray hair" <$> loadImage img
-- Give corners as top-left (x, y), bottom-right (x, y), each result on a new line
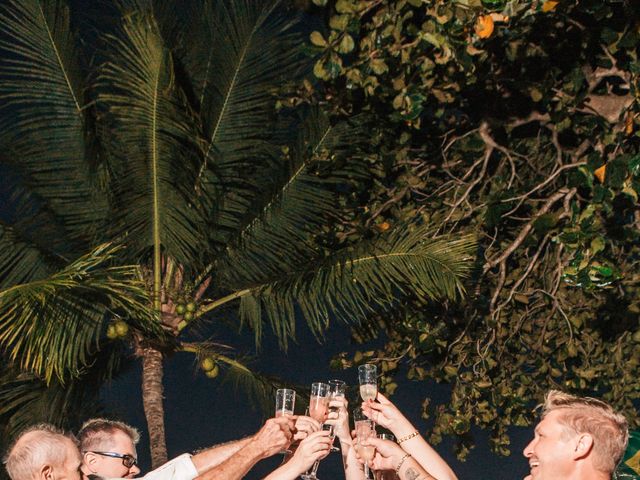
top-left (3, 424), bottom-right (77, 480)
top-left (78, 418), bottom-right (140, 452)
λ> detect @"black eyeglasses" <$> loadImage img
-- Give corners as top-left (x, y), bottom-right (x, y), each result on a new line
top-left (87, 451), bottom-right (138, 468)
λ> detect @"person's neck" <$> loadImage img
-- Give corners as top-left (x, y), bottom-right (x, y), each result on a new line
top-left (85, 474), bottom-right (105, 480)
top-left (566, 464), bottom-right (611, 480)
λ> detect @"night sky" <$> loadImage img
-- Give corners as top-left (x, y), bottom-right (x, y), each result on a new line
top-left (101, 319), bottom-right (534, 480)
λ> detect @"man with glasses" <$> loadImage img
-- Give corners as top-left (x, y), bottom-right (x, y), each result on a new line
top-left (78, 416), bottom-right (298, 480)
top-left (79, 419), bottom-right (143, 480)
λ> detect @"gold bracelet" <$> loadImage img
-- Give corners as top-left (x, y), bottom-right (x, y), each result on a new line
top-left (395, 453), bottom-right (412, 475)
top-left (397, 430), bottom-right (419, 444)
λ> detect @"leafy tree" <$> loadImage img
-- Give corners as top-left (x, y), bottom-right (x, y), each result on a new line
top-left (299, 0), bottom-right (640, 459)
top-left (0, 0), bottom-right (475, 466)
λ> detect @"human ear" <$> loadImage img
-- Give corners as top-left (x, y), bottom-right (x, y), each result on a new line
top-left (83, 453), bottom-right (98, 473)
top-left (39, 465), bottom-right (54, 480)
top-left (572, 433), bottom-right (594, 460)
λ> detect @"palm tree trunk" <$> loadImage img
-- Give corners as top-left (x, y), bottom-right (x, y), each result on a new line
top-left (141, 345), bottom-right (168, 468)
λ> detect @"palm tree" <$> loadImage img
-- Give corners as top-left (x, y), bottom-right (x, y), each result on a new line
top-left (0, 0), bottom-right (476, 466)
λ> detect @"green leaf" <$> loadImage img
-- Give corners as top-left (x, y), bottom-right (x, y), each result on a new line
top-left (335, 0), bottom-right (354, 14)
top-left (533, 214), bottom-right (557, 233)
top-left (314, 59), bottom-right (329, 79)
top-left (590, 236), bottom-right (605, 255)
top-left (370, 59), bottom-right (388, 75)
top-left (629, 155), bottom-right (640, 176)
top-left (329, 14), bottom-right (350, 31)
top-left (338, 33), bottom-right (355, 53)
top-left (310, 31), bottom-right (328, 47)
top-left (606, 157), bottom-right (629, 189)
top-left (568, 167), bottom-right (593, 189)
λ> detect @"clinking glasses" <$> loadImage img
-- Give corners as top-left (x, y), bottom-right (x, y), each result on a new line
top-left (87, 451), bottom-right (138, 468)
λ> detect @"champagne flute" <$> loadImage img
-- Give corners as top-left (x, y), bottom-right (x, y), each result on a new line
top-left (327, 380), bottom-right (346, 452)
top-left (275, 388), bottom-right (295, 454)
top-left (276, 388), bottom-right (296, 417)
top-left (358, 364), bottom-right (377, 403)
top-left (354, 408), bottom-right (375, 480)
top-left (328, 380), bottom-right (346, 412)
top-left (300, 423), bottom-right (334, 480)
top-left (301, 383), bottom-right (329, 480)
top-left (308, 382), bottom-right (329, 423)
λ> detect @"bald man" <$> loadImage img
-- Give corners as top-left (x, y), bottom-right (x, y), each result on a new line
top-left (3, 424), bottom-right (82, 480)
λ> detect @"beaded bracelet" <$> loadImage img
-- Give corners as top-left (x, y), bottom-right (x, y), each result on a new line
top-left (395, 453), bottom-right (412, 475)
top-left (397, 430), bottom-right (419, 444)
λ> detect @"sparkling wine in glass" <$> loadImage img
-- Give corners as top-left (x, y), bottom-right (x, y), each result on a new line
top-left (308, 382), bottom-right (329, 423)
top-left (275, 388), bottom-right (295, 454)
top-left (354, 412), bottom-right (375, 480)
top-left (275, 388), bottom-right (296, 417)
top-left (327, 380), bottom-right (346, 452)
top-left (358, 364), bottom-right (377, 402)
top-left (328, 379), bottom-right (346, 413)
top-left (300, 423), bottom-right (334, 480)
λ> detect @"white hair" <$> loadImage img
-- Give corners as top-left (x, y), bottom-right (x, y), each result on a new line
top-left (3, 424), bottom-right (76, 480)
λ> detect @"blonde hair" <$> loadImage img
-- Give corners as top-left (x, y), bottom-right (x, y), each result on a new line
top-left (542, 390), bottom-right (629, 474)
top-left (3, 424), bottom-right (77, 480)
top-left (78, 418), bottom-right (140, 452)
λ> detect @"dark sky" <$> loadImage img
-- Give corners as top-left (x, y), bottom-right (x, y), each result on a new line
top-left (101, 320), bottom-right (533, 480)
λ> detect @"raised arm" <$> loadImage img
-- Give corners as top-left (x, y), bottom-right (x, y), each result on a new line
top-left (362, 393), bottom-right (457, 480)
top-left (190, 437), bottom-right (252, 473)
top-left (366, 437), bottom-right (437, 480)
top-left (262, 430), bottom-right (332, 480)
top-left (195, 416), bottom-right (296, 480)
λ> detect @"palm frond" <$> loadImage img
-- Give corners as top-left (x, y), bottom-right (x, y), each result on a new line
top-left (215, 110), bottom-right (372, 287)
top-left (95, 6), bottom-right (205, 266)
top-left (0, 0), bottom-right (102, 246)
top-left (176, 0), bottom-right (309, 237)
top-left (0, 166), bottom-right (83, 267)
top-left (183, 341), bottom-right (300, 417)
top-left (240, 227), bottom-right (476, 346)
top-left (0, 223), bottom-right (60, 289)
top-left (189, 0), bottom-right (305, 165)
top-left (0, 343), bottom-right (132, 450)
top-left (0, 243), bottom-right (160, 383)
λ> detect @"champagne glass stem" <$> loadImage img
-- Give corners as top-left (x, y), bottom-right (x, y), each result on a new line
top-left (301, 459), bottom-right (320, 480)
top-left (311, 460), bottom-right (320, 476)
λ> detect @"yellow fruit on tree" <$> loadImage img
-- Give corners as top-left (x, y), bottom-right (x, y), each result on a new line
top-left (201, 357), bottom-right (215, 372)
top-left (186, 302), bottom-right (197, 313)
top-left (106, 324), bottom-right (118, 339)
top-left (205, 364), bottom-right (220, 378)
top-left (114, 320), bottom-right (129, 337)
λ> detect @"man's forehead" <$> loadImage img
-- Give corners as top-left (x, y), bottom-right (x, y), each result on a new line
top-left (537, 411), bottom-right (559, 429)
top-left (112, 430), bottom-right (137, 449)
